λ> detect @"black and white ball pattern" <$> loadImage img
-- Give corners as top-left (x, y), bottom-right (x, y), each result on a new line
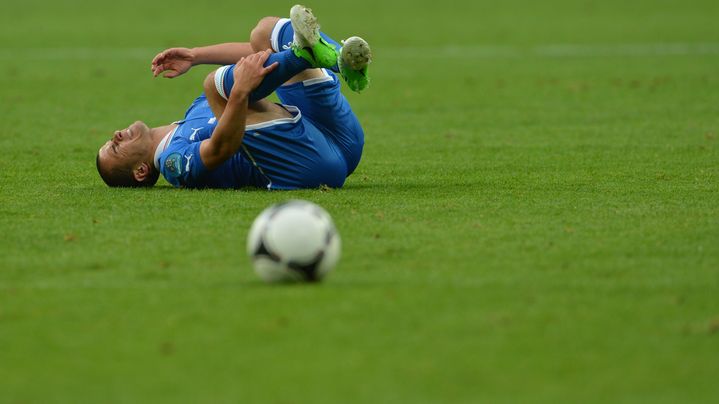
top-left (247, 200), bottom-right (341, 283)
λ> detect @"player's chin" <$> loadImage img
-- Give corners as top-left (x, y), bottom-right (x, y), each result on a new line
top-left (131, 120), bottom-right (151, 136)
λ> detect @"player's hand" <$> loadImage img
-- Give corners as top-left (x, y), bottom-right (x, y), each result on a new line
top-left (230, 49), bottom-right (278, 96)
top-left (151, 47), bottom-right (195, 78)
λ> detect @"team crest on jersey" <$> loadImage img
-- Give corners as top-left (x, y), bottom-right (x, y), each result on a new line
top-left (164, 152), bottom-right (183, 178)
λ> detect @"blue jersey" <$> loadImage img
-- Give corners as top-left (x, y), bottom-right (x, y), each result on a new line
top-left (157, 74), bottom-right (363, 190)
top-left (156, 96), bottom-right (267, 189)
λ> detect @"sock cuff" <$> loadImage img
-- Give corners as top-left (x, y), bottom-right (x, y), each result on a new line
top-left (271, 18), bottom-right (292, 53)
top-left (214, 65), bottom-right (232, 100)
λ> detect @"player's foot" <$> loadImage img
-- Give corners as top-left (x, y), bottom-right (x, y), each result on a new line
top-left (290, 5), bottom-right (338, 69)
top-left (339, 36), bottom-right (372, 92)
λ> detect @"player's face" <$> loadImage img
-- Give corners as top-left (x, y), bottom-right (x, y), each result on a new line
top-left (97, 120), bottom-right (153, 171)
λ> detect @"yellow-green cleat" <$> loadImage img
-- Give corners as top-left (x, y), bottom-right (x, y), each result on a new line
top-left (339, 36), bottom-right (372, 93)
top-left (290, 5), bottom-right (338, 69)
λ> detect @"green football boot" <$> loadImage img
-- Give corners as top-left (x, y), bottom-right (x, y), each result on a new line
top-left (290, 5), bottom-right (338, 69)
top-left (339, 36), bottom-right (372, 92)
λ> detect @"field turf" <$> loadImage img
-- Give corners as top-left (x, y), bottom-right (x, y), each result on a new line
top-left (1, 0), bottom-right (718, 402)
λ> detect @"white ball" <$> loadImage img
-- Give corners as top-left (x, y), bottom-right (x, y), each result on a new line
top-left (246, 200), bottom-right (341, 283)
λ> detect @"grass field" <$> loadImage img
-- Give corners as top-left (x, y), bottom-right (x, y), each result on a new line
top-left (1, 0), bottom-right (718, 402)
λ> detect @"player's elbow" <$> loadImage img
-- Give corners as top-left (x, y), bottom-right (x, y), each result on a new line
top-left (215, 142), bottom-right (238, 162)
top-left (200, 139), bottom-right (239, 171)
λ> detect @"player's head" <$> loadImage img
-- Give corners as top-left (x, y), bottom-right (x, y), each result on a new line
top-left (96, 121), bottom-right (159, 187)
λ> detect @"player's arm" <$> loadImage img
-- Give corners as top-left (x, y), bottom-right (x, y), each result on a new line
top-left (198, 50), bottom-right (277, 170)
top-left (151, 17), bottom-right (280, 78)
top-left (151, 43), bottom-right (255, 78)
top-left (192, 43), bottom-right (256, 65)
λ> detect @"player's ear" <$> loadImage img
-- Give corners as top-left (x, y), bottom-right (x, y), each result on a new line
top-left (133, 162), bottom-right (151, 182)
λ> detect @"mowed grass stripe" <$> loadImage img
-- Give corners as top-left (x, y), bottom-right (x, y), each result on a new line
top-left (2, 42), bottom-right (719, 61)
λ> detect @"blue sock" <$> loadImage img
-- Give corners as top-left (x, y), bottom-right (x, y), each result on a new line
top-left (213, 50), bottom-right (312, 103)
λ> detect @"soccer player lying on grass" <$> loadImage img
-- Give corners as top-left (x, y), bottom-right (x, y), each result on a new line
top-left (96, 5), bottom-right (371, 189)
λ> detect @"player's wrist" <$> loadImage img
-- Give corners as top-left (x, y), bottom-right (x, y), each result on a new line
top-left (188, 47), bottom-right (201, 65)
top-left (228, 88), bottom-right (250, 102)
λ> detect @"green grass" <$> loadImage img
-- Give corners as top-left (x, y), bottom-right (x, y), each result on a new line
top-left (1, 0), bottom-right (718, 402)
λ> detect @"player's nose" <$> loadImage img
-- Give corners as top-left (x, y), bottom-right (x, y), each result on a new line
top-left (113, 130), bottom-right (123, 143)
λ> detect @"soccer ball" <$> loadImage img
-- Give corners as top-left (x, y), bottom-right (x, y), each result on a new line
top-left (246, 200), bottom-right (341, 283)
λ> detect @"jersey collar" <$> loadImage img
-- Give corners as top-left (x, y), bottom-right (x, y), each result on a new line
top-left (153, 126), bottom-right (178, 170)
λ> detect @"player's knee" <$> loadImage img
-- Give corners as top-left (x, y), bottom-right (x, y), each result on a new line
top-left (203, 71), bottom-right (218, 97)
top-left (251, 16), bottom-right (280, 52)
top-left (203, 69), bottom-right (229, 119)
top-left (205, 67), bottom-right (233, 100)
top-left (204, 65), bottom-right (237, 118)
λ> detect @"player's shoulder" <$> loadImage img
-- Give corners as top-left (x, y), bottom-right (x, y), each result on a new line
top-left (158, 137), bottom-right (207, 188)
top-left (160, 152), bottom-right (184, 184)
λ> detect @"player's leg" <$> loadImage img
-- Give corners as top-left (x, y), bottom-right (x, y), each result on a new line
top-left (210, 49), bottom-right (317, 103)
top-left (269, 7), bottom-right (366, 174)
top-left (202, 51), bottom-right (307, 117)
top-left (204, 6), bottom-right (349, 112)
top-left (275, 73), bottom-right (365, 176)
top-left (269, 5), bottom-right (372, 93)
top-left (251, 14), bottom-right (339, 59)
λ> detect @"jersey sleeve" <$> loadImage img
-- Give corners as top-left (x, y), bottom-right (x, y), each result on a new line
top-left (158, 139), bottom-right (209, 188)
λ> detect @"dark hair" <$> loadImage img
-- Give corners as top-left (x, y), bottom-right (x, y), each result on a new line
top-left (96, 153), bottom-right (159, 188)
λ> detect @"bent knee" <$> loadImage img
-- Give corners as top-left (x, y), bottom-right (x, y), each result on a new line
top-left (204, 65), bottom-right (234, 101)
top-left (203, 68), bottom-right (231, 118)
top-left (251, 16), bottom-right (281, 52)
top-left (203, 70), bottom-right (217, 95)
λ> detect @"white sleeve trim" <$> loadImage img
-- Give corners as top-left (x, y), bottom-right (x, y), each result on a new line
top-left (271, 18), bottom-right (292, 52)
top-left (214, 65), bottom-right (231, 100)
